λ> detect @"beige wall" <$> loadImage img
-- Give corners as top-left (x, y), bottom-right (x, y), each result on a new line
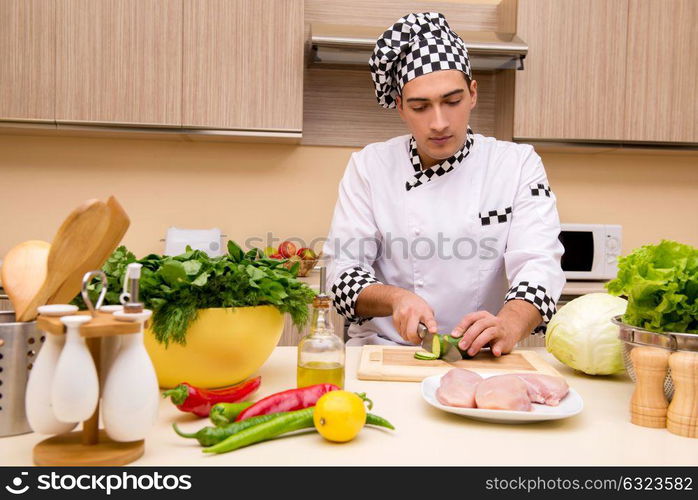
top-left (0, 132), bottom-right (696, 262)
top-left (1, 0), bottom-right (696, 260)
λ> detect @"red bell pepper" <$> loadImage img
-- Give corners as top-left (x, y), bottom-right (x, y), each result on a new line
top-left (235, 383), bottom-right (339, 422)
top-left (163, 377), bottom-right (261, 417)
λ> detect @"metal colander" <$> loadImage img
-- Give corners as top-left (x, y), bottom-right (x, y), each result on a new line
top-left (613, 315), bottom-right (698, 401)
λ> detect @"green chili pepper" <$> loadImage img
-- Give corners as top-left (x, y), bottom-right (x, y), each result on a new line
top-left (366, 413), bottom-right (395, 430)
top-left (173, 412), bottom-right (291, 447)
top-left (202, 408), bottom-right (396, 454)
top-left (209, 402), bottom-right (254, 427)
top-left (203, 408), bottom-right (316, 454)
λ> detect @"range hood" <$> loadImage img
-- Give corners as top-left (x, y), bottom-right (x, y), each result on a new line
top-left (310, 24), bottom-right (527, 71)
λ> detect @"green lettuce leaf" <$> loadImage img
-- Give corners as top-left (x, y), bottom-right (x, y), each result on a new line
top-left (605, 240), bottom-right (698, 333)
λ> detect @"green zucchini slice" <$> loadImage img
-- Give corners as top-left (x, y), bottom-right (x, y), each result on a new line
top-left (431, 335), bottom-right (441, 357)
top-left (414, 351), bottom-right (439, 361)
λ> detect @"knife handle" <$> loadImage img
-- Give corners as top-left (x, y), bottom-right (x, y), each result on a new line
top-left (417, 322), bottom-right (428, 339)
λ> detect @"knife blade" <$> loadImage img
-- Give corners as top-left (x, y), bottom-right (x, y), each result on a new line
top-left (417, 322), bottom-right (462, 362)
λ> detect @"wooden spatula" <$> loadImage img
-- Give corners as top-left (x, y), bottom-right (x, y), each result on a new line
top-left (1, 240), bottom-right (51, 318)
top-left (17, 199), bottom-right (110, 322)
top-left (48, 196), bottom-right (130, 305)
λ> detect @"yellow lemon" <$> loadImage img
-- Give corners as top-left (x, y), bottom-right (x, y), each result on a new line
top-left (313, 391), bottom-right (366, 442)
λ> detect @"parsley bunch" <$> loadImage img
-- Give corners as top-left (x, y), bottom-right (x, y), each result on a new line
top-left (76, 241), bottom-right (317, 346)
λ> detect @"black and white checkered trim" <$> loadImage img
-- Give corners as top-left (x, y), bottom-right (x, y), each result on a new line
top-left (405, 127), bottom-right (474, 191)
top-left (479, 206), bottom-right (512, 226)
top-left (533, 324), bottom-right (548, 335)
top-left (330, 267), bottom-right (382, 325)
top-left (504, 281), bottom-right (557, 323)
top-left (369, 12), bottom-right (472, 109)
top-left (529, 183), bottom-right (552, 197)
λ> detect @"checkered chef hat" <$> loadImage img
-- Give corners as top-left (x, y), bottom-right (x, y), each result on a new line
top-left (369, 12), bottom-right (472, 109)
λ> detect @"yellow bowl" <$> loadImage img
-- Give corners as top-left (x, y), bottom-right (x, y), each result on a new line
top-left (144, 305), bottom-right (284, 389)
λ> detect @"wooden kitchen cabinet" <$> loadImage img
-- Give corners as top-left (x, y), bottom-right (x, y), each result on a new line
top-left (0, 0), bottom-right (55, 122)
top-left (624, 0), bottom-right (697, 143)
top-left (514, 0), bottom-right (697, 145)
top-left (513, 0), bottom-right (628, 142)
top-left (55, 0), bottom-right (182, 126)
top-left (182, 0), bottom-right (303, 132)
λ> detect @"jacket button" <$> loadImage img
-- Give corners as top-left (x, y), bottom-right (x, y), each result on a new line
top-left (417, 279), bottom-right (424, 287)
top-left (414, 228), bottom-right (421, 236)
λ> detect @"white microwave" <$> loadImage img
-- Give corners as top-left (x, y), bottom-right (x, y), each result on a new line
top-left (558, 223), bottom-right (622, 281)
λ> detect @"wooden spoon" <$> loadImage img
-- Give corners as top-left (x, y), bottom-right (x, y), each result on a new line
top-left (48, 196), bottom-right (130, 305)
top-left (1, 240), bottom-right (51, 318)
top-left (17, 199), bottom-right (110, 322)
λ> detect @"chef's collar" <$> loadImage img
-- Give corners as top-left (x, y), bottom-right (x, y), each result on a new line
top-left (405, 126), bottom-right (475, 191)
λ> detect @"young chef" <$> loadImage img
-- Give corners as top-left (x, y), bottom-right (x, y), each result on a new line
top-left (322, 13), bottom-right (565, 356)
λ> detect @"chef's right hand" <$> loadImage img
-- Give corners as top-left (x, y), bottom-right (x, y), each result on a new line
top-left (390, 289), bottom-right (438, 344)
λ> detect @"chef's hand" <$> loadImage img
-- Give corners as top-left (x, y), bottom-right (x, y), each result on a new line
top-left (450, 301), bottom-right (543, 357)
top-left (390, 289), bottom-right (438, 344)
top-left (449, 311), bottom-right (519, 357)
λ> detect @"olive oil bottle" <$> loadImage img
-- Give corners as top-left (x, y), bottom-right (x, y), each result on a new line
top-left (297, 267), bottom-right (345, 389)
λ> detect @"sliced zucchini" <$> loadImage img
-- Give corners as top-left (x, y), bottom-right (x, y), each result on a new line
top-left (414, 351), bottom-right (439, 361)
top-left (440, 334), bottom-right (454, 355)
top-left (431, 335), bottom-right (441, 357)
top-left (442, 334), bottom-right (471, 358)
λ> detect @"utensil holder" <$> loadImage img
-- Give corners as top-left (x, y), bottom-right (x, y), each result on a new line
top-left (1, 292), bottom-right (12, 311)
top-left (0, 311), bottom-right (44, 437)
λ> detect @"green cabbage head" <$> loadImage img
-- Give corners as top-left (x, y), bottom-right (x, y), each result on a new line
top-left (545, 293), bottom-right (628, 375)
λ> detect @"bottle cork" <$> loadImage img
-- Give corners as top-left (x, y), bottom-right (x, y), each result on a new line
top-left (630, 347), bottom-right (671, 428)
top-left (667, 351), bottom-right (698, 438)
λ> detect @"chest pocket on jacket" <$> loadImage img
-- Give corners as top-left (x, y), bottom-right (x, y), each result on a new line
top-left (528, 183), bottom-right (559, 228)
top-left (478, 206), bottom-right (512, 226)
top-left (478, 206), bottom-right (512, 270)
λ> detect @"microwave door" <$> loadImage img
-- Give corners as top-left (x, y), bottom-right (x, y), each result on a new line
top-left (559, 230), bottom-right (603, 280)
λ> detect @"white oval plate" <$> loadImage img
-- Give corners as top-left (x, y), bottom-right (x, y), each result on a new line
top-left (421, 373), bottom-right (584, 424)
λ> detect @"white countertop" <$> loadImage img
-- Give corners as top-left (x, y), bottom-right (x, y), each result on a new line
top-left (2, 347), bottom-right (697, 466)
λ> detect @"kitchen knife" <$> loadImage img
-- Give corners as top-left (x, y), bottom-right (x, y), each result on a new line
top-left (418, 322), bottom-right (462, 362)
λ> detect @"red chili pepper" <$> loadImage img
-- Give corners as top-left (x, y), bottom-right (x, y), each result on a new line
top-left (235, 383), bottom-right (339, 422)
top-left (163, 377), bottom-right (261, 417)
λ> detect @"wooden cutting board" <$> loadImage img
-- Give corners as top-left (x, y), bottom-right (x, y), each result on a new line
top-left (357, 346), bottom-right (562, 382)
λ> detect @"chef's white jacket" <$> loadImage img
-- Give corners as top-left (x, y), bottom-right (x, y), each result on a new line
top-left (322, 133), bottom-right (565, 346)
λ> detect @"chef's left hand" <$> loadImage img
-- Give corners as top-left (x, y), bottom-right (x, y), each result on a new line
top-left (449, 311), bottom-right (518, 357)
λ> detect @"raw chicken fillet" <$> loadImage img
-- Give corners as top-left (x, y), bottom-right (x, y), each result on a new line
top-left (435, 369), bottom-right (571, 412)
top-left (516, 373), bottom-right (569, 406)
top-left (474, 374), bottom-right (532, 411)
top-left (435, 369), bottom-right (483, 408)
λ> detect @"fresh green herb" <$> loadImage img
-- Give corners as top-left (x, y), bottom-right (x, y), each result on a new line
top-left (606, 240), bottom-right (698, 334)
top-left (74, 241), bottom-right (317, 346)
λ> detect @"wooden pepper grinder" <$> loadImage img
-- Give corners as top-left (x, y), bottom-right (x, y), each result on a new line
top-left (667, 352), bottom-right (698, 438)
top-left (630, 347), bottom-right (671, 428)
